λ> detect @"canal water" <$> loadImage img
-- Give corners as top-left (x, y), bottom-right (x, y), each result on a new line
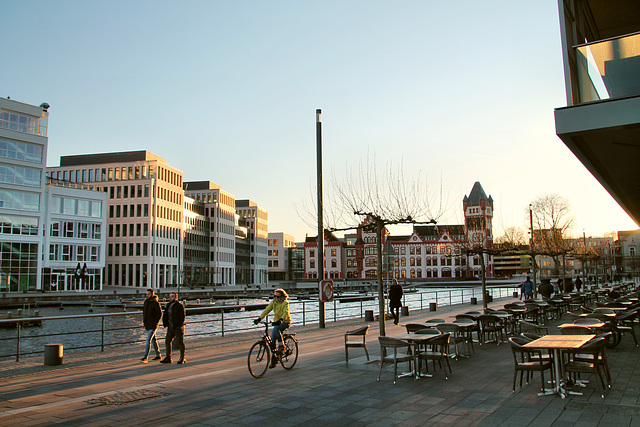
top-left (0, 285), bottom-right (516, 360)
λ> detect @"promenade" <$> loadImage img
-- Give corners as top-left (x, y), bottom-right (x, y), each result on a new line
top-left (1, 297), bottom-right (639, 426)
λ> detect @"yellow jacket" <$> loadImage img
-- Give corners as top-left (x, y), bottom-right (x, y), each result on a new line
top-left (260, 299), bottom-right (291, 324)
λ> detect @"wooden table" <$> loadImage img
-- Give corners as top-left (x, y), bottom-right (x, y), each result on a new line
top-left (524, 335), bottom-right (595, 398)
top-left (391, 332), bottom-right (440, 379)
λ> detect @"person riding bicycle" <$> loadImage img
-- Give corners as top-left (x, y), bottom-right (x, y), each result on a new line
top-left (254, 288), bottom-right (291, 368)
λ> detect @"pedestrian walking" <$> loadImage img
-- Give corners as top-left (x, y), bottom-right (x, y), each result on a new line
top-left (522, 276), bottom-right (534, 300)
top-left (161, 292), bottom-right (186, 364)
top-left (388, 279), bottom-right (403, 325)
top-left (140, 288), bottom-right (163, 363)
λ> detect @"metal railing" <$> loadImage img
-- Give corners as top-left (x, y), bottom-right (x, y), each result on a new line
top-left (0, 285), bottom-right (518, 361)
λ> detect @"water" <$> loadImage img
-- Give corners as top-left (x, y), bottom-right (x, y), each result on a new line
top-left (0, 285), bottom-right (517, 360)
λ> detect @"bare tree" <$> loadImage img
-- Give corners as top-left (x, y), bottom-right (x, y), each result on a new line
top-left (300, 155), bottom-right (444, 336)
top-left (531, 194), bottom-right (575, 284)
top-left (494, 226), bottom-right (528, 247)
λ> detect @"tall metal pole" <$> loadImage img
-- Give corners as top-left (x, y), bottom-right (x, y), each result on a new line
top-left (316, 109), bottom-right (325, 328)
top-left (529, 204), bottom-right (537, 296)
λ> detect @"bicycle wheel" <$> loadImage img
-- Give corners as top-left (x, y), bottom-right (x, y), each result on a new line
top-left (248, 341), bottom-right (270, 378)
top-left (280, 335), bottom-right (298, 370)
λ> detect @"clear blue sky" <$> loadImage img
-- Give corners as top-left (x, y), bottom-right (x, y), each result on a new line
top-left (2, 1), bottom-right (637, 240)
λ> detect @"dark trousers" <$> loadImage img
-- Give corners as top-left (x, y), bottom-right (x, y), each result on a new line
top-left (390, 306), bottom-right (400, 324)
top-left (165, 325), bottom-right (185, 359)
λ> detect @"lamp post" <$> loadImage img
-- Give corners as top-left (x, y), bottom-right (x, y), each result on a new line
top-left (316, 109), bottom-right (325, 329)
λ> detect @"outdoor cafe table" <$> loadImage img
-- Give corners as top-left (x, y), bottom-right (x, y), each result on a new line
top-left (524, 334), bottom-right (595, 398)
top-left (558, 323), bottom-right (606, 333)
top-left (391, 332), bottom-right (440, 379)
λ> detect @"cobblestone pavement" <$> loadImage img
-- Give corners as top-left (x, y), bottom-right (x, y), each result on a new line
top-left (1, 297), bottom-right (639, 426)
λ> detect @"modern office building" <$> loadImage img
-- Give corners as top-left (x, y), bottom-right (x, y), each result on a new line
top-left (184, 181), bottom-right (237, 286)
top-left (48, 151), bottom-right (184, 289)
top-left (0, 98), bottom-right (50, 291)
top-left (182, 195), bottom-right (208, 286)
top-left (555, 1), bottom-right (640, 227)
top-left (267, 232), bottom-right (295, 281)
top-left (236, 199), bottom-right (268, 286)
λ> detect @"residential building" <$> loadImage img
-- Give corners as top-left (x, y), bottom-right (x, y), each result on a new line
top-left (236, 199), bottom-right (268, 285)
top-left (184, 181), bottom-right (237, 286)
top-left (48, 151), bottom-right (183, 289)
top-left (288, 243), bottom-right (306, 281)
top-left (555, 1), bottom-right (640, 227)
top-left (0, 98), bottom-right (49, 291)
top-left (617, 230), bottom-right (640, 279)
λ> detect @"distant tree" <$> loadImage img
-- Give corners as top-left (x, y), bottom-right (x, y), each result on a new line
top-left (300, 155), bottom-right (443, 336)
top-left (494, 226), bottom-right (528, 248)
top-left (531, 194), bottom-right (575, 282)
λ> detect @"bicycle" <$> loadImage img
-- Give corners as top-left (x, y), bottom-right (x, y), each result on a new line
top-left (247, 321), bottom-right (298, 378)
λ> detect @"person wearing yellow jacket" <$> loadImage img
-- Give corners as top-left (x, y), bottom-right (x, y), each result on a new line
top-left (254, 288), bottom-right (291, 368)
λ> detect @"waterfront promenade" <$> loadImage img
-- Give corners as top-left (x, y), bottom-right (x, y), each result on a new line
top-left (1, 297), bottom-right (639, 426)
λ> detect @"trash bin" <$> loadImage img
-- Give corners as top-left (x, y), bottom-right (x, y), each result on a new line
top-left (429, 302), bottom-right (437, 311)
top-left (44, 344), bottom-right (63, 366)
top-left (470, 297), bottom-right (477, 305)
top-left (364, 310), bottom-right (374, 321)
top-left (401, 306), bottom-right (409, 316)
top-left (513, 291), bottom-right (519, 298)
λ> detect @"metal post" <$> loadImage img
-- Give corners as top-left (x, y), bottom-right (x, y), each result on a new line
top-left (316, 109), bottom-right (325, 329)
top-left (221, 309), bottom-right (225, 337)
top-left (334, 299), bottom-right (337, 322)
top-left (101, 316), bottom-right (105, 352)
top-left (303, 302), bottom-right (306, 326)
top-left (16, 323), bottom-right (21, 362)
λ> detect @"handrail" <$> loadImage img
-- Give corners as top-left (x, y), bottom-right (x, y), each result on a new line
top-left (572, 30), bottom-right (640, 49)
top-left (0, 285), bottom-right (520, 361)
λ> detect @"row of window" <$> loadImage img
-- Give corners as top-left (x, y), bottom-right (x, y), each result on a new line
top-left (0, 189), bottom-right (40, 211)
top-left (49, 244), bottom-right (100, 262)
top-left (108, 203), bottom-right (149, 218)
top-left (50, 221), bottom-right (102, 239)
top-left (0, 164), bottom-right (41, 187)
top-left (48, 165), bottom-right (153, 183)
top-left (51, 196), bottom-right (102, 218)
top-left (0, 112), bottom-right (46, 137)
top-left (107, 184), bottom-right (150, 199)
top-left (107, 222), bottom-right (148, 238)
top-left (0, 215), bottom-right (38, 235)
top-left (108, 242), bottom-right (148, 257)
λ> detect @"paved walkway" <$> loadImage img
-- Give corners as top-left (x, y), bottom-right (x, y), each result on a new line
top-left (1, 297), bottom-right (639, 426)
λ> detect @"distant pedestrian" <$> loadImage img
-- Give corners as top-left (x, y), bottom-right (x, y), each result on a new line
top-left (522, 276), bottom-right (534, 300)
top-left (140, 289), bottom-right (162, 363)
top-left (388, 279), bottom-right (403, 325)
top-left (161, 292), bottom-right (186, 364)
top-left (575, 277), bottom-right (582, 292)
top-left (538, 279), bottom-right (553, 299)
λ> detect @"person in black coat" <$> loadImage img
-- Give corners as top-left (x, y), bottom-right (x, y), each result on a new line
top-left (161, 292), bottom-right (186, 364)
top-left (388, 279), bottom-right (404, 325)
top-left (140, 289), bottom-right (163, 363)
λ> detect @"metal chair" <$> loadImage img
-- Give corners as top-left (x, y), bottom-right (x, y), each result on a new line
top-left (377, 336), bottom-right (414, 384)
top-left (344, 325), bottom-right (370, 362)
top-left (508, 337), bottom-right (552, 393)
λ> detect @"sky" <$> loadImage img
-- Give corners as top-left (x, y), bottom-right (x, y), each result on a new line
top-left (2, 1), bottom-right (637, 241)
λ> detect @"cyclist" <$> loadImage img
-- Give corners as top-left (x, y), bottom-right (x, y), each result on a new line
top-left (254, 288), bottom-right (291, 368)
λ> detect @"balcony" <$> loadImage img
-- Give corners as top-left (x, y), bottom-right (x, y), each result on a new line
top-left (575, 32), bottom-right (640, 104)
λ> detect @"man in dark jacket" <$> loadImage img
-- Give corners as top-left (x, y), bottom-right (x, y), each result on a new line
top-left (140, 289), bottom-right (162, 363)
top-left (388, 279), bottom-right (403, 325)
top-left (161, 292), bottom-right (186, 364)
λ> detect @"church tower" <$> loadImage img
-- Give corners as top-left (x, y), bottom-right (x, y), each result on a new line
top-left (463, 182), bottom-right (493, 247)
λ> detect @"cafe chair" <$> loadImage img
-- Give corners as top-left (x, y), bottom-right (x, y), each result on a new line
top-left (478, 314), bottom-right (505, 345)
top-left (564, 337), bottom-right (608, 398)
top-left (573, 333), bottom-right (613, 388)
top-left (405, 323), bottom-right (429, 333)
top-left (377, 337), bottom-right (414, 384)
top-left (561, 325), bottom-right (595, 335)
top-left (508, 337), bottom-right (552, 393)
top-left (436, 323), bottom-right (467, 358)
top-left (574, 318), bottom-right (602, 326)
top-left (615, 310), bottom-right (638, 346)
top-left (344, 325), bottom-right (370, 363)
top-left (519, 320), bottom-right (548, 336)
top-left (417, 333), bottom-right (452, 379)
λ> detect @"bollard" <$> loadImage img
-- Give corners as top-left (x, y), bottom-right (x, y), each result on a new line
top-left (401, 306), bottom-right (409, 316)
top-left (44, 344), bottom-right (63, 366)
top-left (364, 310), bottom-right (374, 321)
top-left (513, 291), bottom-right (519, 298)
top-left (429, 302), bottom-right (437, 311)
top-left (471, 297), bottom-right (477, 305)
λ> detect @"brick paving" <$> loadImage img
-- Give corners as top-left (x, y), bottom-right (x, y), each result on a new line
top-left (1, 297), bottom-right (639, 426)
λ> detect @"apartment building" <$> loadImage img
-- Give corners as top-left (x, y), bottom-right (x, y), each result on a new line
top-left (48, 151), bottom-right (183, 289)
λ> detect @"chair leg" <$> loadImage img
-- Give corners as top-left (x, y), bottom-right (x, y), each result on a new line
top-left (377, 358), bottom-right (384, 382)
top-left (364, 345), bottom-right (370, 361)
top-left (513, 369), bottom-right (517, 392)
top-left (345, 346), bottom-right (349, 362)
